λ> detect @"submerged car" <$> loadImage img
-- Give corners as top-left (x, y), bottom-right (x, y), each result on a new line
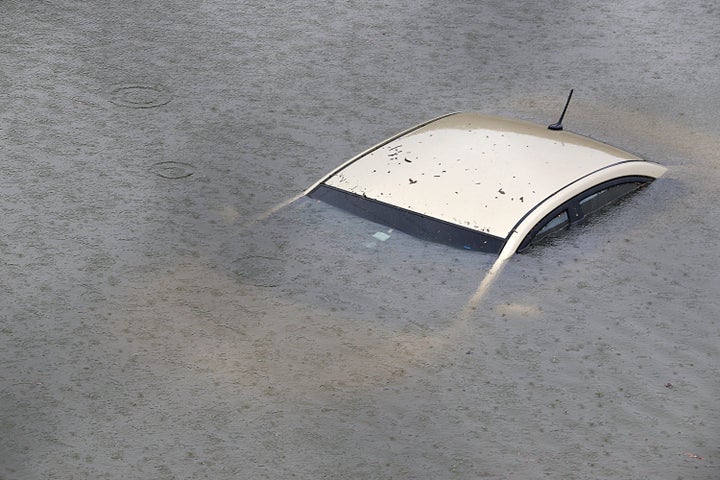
top-left (305, 111), bottom-right (666, 259)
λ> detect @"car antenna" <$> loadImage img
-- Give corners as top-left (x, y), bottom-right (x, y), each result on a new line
top-left (548, 89), bottom-right (573, 131)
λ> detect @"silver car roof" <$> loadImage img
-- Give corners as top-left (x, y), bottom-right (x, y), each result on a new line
top-left (307, 112), bottom-right (666, 255)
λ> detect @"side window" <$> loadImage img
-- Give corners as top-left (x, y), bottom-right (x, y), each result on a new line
top-left (517, 177), bottom-right (653, 254)
top-left (519, 210), bottom-right (569, 251)
top-left (537, 210), bottom-right (569, 237)
top-left (579, 182), bottom-right (644, 217)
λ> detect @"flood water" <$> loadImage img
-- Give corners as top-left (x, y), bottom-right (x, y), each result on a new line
top-left (1, 1), bottom-right (718, 479)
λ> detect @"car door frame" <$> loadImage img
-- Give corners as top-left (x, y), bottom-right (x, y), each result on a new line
top-left (515, 175), bottom-right (655, 253)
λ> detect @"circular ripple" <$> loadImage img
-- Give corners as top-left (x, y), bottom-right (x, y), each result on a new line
top-left (232, 256), bottom-right (285, 287)
top-left (109, 84), bottom-right (172, 108)
top-left (150, 161), bottom-right (195, 179)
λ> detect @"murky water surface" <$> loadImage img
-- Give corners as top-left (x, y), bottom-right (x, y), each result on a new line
top-left (1, 1), bottom-right (718, 479)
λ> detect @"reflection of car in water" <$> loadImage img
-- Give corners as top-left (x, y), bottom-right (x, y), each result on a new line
top-left (305, 111), bottom-right (666, 259)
